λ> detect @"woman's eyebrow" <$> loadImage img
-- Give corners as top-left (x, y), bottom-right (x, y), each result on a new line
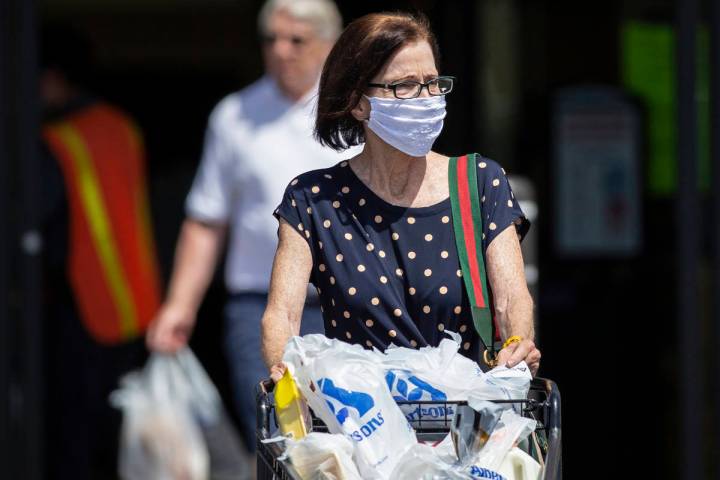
top-left (385, 73), bottom-right (439, 84)
top-left (384, 74), bottom-right (421, 84)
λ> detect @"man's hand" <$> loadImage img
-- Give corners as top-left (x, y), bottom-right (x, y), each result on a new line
top-left (145, 302), bottom-right (196, 353)
top-left (496, 339), bottom-right (541, 376)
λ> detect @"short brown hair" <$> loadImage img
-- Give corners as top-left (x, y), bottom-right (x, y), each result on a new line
top-left (314, 12), bottom-right (440, 150)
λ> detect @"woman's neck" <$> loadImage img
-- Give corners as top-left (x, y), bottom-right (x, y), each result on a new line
top-left (350, 130), bottom-right (448, 208)
top-left (353, 136), bottom-right (426, 202)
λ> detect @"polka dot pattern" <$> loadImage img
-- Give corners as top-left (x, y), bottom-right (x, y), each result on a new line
top-left (274, 157), bottom-right (529, 359)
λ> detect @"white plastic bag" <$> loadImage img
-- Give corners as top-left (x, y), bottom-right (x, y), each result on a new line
top-left (466, 403), bottom-right (536, 472)
top-left (111, 351), bottom-right (210, 480)
top-left (280, 432), bottom-right (364, 480)
top-left (283, 335), bottom-right (417, 479)
top-left (390, 443), bottom-right (516, 480)
top-left (381, 332), bottom-right (532, 421)
top-left (396, 435), bottom-right (540, 480)
top-left (111, 348), bottom-right (249, 480)
top-left (390, 443), bottom-right (471, 480)
top-left (481, 364), bottom-right (533, 415)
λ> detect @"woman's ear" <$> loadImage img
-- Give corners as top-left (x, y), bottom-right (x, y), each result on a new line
top-left (350, 95), bottom-right (370, 122)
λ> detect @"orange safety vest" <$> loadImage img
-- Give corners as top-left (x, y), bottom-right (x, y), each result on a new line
top-left (43, 102), bottom-right (162, 344)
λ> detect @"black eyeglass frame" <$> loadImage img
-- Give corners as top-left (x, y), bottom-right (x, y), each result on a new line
top-left (366, 76), bottom-right (456, 99)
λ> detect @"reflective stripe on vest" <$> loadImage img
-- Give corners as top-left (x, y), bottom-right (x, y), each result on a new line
top-left (43, 103), bottom-right (161, 344)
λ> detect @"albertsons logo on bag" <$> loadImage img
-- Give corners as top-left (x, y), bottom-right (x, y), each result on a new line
top-left (468, 465), bottom-right (507, 480)
top-left (318, 378), bottom-right (386, 442)
top-left (385, 369), bottom-right (455, 423)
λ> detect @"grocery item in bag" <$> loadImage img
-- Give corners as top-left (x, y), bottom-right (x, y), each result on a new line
top-left (466, 400), bottom-right (536, 471)
top-left (451, 401), bottom-right (504, 463)
top-left (275, 369), bottom-right (311, 440)
top-left (495, 447), bottom-right (542, 480)
top-left (281, 432), bottom-right (363, 480)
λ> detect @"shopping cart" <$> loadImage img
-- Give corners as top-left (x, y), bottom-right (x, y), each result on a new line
top-left (256, 376), bottom-right (561, 479)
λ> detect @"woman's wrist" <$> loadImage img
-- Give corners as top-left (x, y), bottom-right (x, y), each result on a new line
top-left (501, 335), bottom-right (522, 350)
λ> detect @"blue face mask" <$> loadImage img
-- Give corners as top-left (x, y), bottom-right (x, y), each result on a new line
top-left (364, 95), bottom-right (447, 157)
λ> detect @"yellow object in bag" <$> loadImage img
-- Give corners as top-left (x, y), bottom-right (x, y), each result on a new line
top-left (275, 369), bottom-right (309, 440)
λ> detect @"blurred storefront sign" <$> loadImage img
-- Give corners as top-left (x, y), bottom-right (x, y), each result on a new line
top-left (622, 21), bottom-right (710, 196)
top-left (553, 86), bottom-right (642, 257)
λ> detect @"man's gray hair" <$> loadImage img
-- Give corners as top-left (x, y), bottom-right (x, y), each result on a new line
top-left (258, 0), bottom-right (343, 41)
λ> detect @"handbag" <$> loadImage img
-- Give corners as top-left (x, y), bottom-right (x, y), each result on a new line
top-left (448, 153), bottom-right (498, 367)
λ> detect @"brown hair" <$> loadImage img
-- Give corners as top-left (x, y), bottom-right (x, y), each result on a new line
top-left (314, 12), bottom-right (440, 150)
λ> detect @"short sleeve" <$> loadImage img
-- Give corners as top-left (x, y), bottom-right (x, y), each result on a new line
top-left (273, 177), bottom-right (314, 251)
top-left (185, 120), bottom-right (237, 223)
top-left (477, 157), bottom-right (530, 250)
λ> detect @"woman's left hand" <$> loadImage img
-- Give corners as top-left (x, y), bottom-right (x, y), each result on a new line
top-left (496, 339), bottom-right (541, 376)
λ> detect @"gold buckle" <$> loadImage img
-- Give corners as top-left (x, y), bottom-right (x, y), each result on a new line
top-left (483, 349), bottom-right (498, 368)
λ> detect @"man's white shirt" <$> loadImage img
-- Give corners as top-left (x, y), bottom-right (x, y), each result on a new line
top-left (186, 76), bottom-right (358, 293)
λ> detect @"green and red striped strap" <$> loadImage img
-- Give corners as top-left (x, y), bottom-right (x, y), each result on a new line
top-left (449, 153), bottom-right (496, 359)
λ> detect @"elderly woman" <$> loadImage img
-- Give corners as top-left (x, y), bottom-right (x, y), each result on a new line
top-left (261, 12), bottom-right (541, 375)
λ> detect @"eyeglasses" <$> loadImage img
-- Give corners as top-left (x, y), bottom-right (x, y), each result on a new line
top-left (261, 33), bottom-right (310, 48)
top-left (367, 76), bottom-right (455, 99)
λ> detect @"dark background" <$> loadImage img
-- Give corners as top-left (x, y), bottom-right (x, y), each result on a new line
top-left (2, 0), bottom-right (718, 478)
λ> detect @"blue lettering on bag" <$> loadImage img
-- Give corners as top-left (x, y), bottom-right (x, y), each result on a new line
top-left (318, 378), bottom-right (374, 425)
top-left (385, 370), bottom-right (448, 402)
top-left (403, 404), bottom-right (455, 422)
top-left (468, 466), bottom-right (506, 480)
top-left (317, 378), bottom-right (387, 442)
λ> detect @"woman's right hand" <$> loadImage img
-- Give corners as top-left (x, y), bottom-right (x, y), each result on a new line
top-left (270, 362), bottom-right (288, 383)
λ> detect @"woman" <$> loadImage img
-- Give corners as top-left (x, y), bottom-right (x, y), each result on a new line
top-left (261, 12), bottom-right (541, 376)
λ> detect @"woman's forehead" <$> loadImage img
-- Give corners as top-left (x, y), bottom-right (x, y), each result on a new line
top-left (379, 41), bottom-right (437, 79)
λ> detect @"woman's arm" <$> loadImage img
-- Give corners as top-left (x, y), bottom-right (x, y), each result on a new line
top-left (261, 219), bottom-right (314, 369)
top-left (486, 225), bottom-right (541, 375)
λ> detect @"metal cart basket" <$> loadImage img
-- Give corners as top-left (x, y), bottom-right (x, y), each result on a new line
top-left (256, 376), bottom-right (561, 479)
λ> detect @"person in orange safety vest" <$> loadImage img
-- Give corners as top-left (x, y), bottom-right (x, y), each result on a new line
top-left (39, 25), bottom-right (161, 480)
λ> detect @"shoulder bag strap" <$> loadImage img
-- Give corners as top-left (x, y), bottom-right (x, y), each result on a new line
top-left (448, 153), bottom-right (497, 365)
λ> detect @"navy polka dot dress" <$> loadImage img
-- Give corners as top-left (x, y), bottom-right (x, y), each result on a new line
top-left (274, 155), bottom-right (529, 360)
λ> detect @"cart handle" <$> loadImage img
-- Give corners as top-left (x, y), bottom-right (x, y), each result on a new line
top-left (255, 378), bottom-right (276, 441)
top-left (538, 377), bottom-right (562, 480)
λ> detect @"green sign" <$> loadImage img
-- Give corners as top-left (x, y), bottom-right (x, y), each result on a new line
top-left (621, 21), bottom-right (709, 195)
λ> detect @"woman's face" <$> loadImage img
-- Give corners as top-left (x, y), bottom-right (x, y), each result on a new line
top-left (367, 40), bottom-right (438, 99)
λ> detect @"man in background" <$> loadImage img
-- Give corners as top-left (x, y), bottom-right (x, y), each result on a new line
top-left (146, 0), bottom-right (354, 454)
top-left (39, 26), bottom-right (162, 479)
